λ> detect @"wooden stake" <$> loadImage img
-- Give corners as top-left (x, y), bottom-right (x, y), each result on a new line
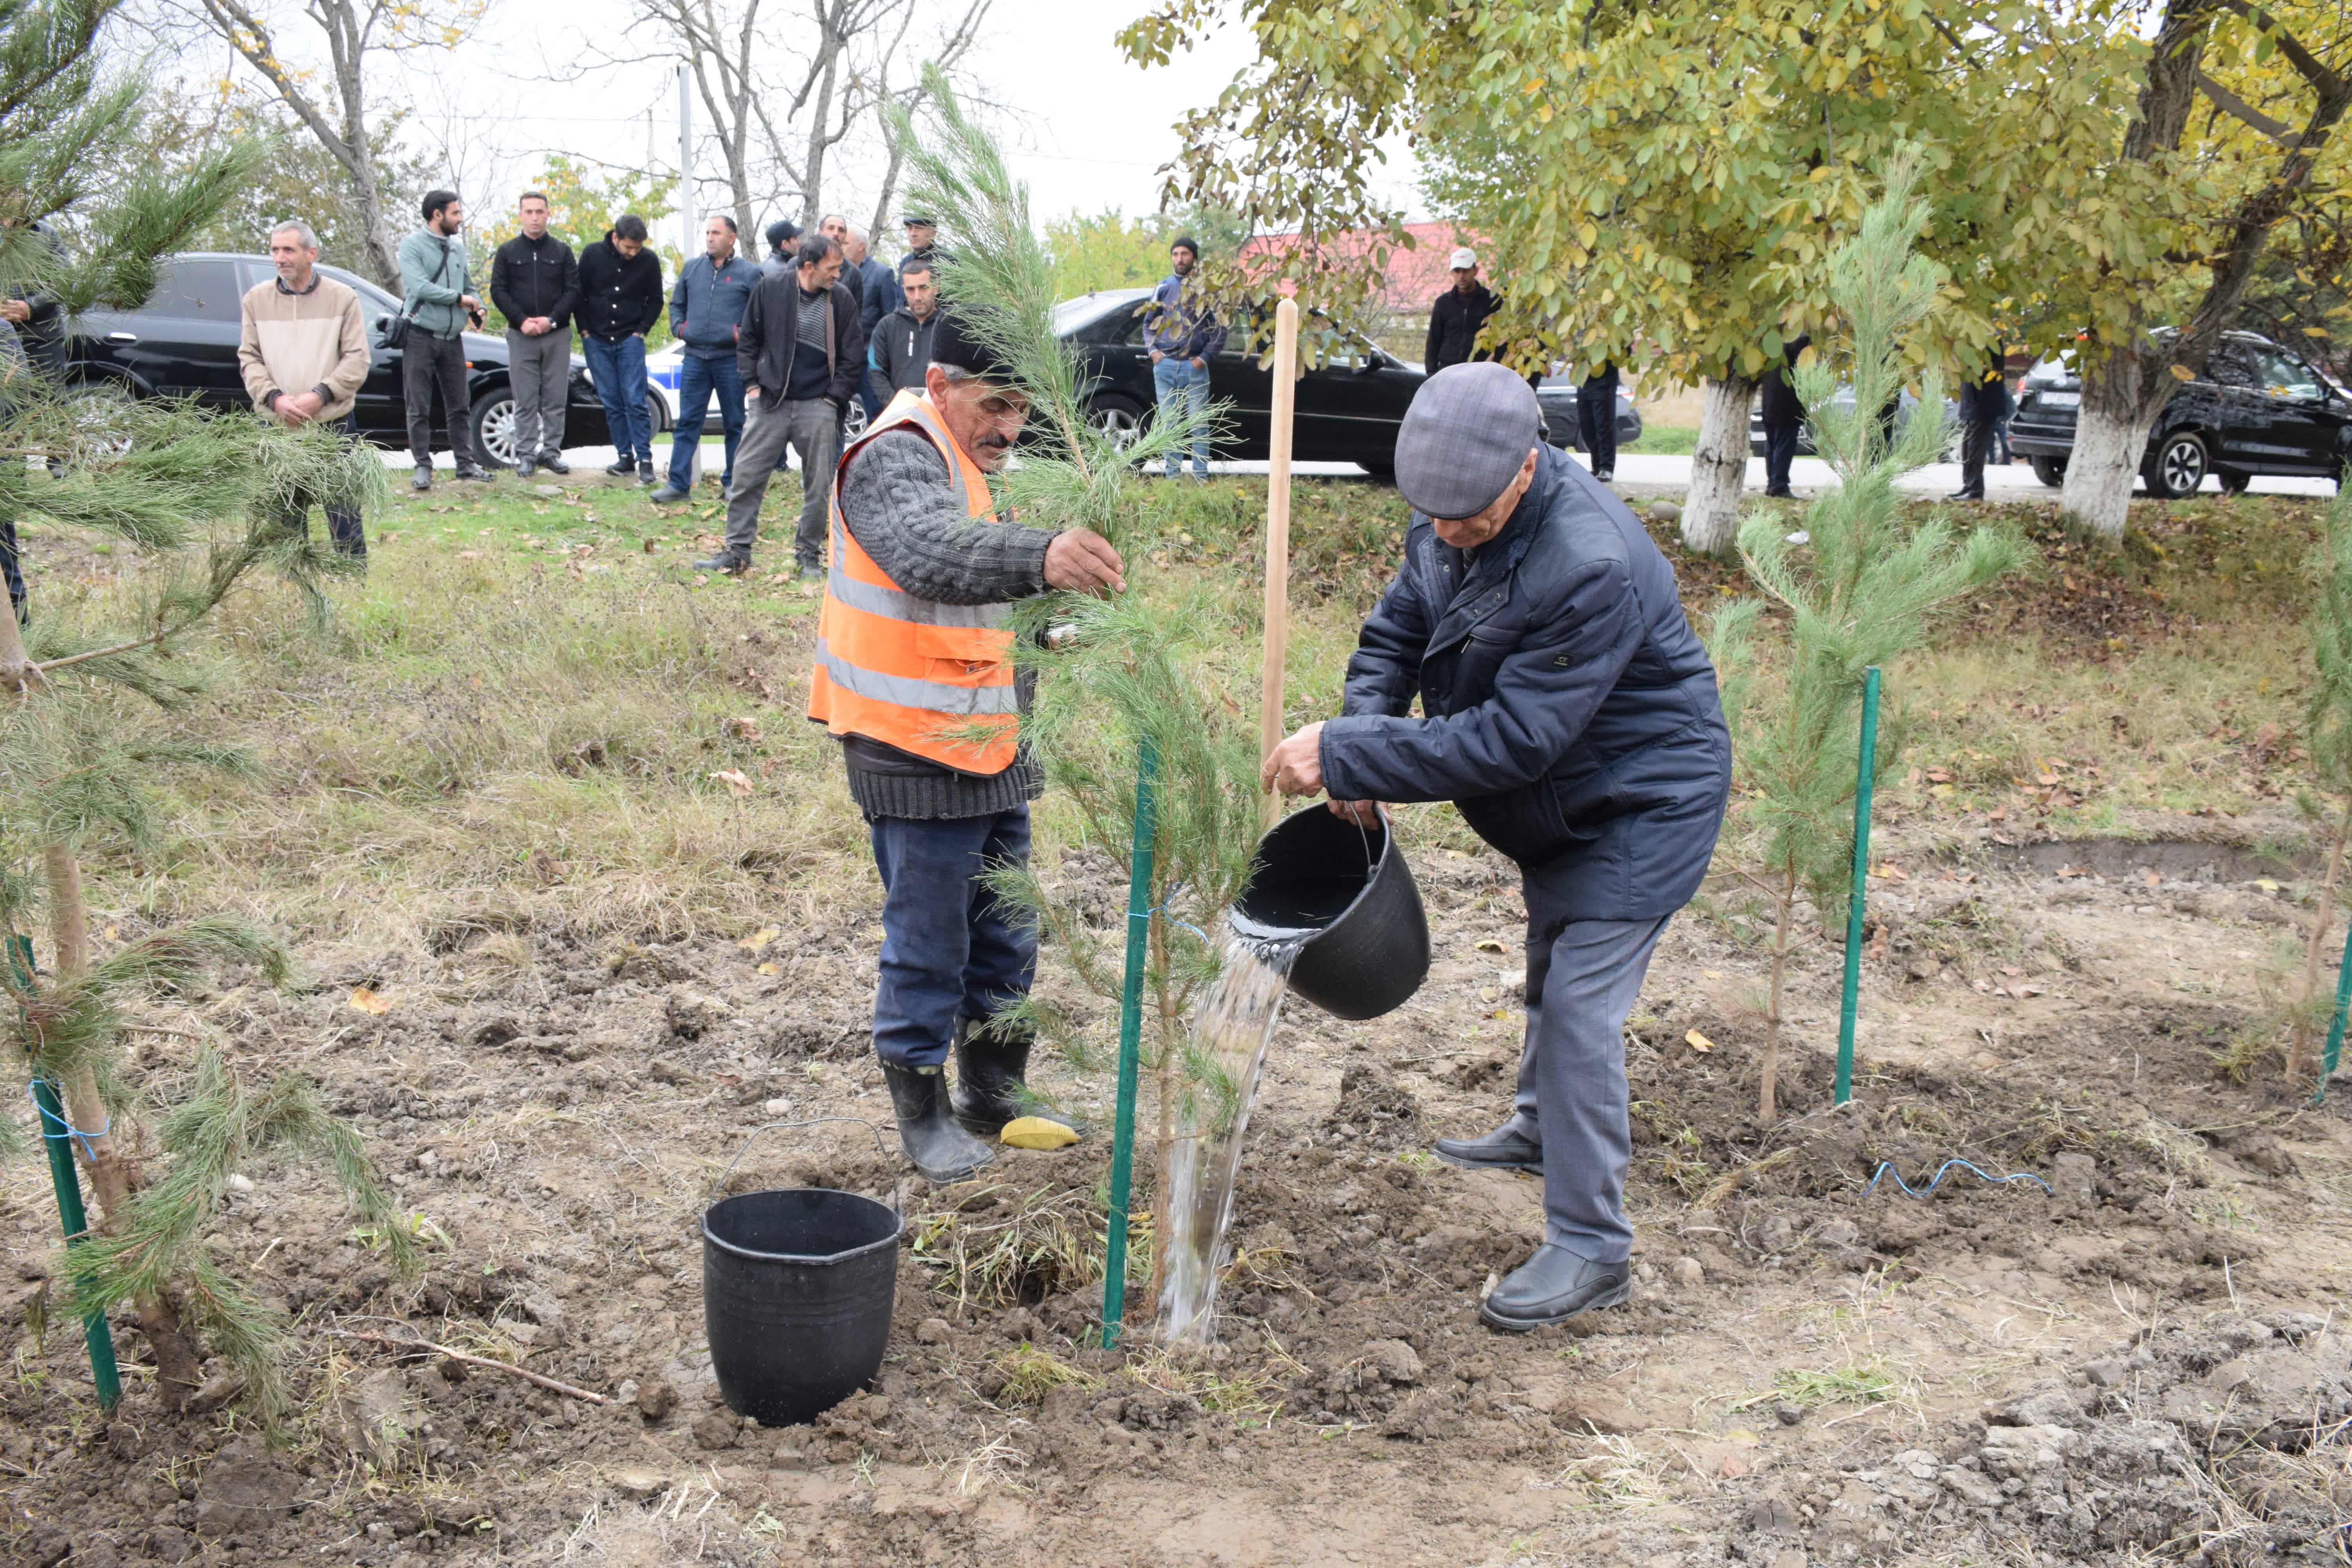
top-left (1259, 297), bottom-right (1301, 827)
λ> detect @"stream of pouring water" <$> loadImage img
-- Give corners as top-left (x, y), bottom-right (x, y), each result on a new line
top-left (1155, 927), bottom-right (1304, 1344)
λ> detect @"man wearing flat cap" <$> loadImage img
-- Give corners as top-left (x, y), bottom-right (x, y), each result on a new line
top-left (1264, 362), bottom-right (1731, 1330)
top-left (812, 307), bottom-right (1127, 1183)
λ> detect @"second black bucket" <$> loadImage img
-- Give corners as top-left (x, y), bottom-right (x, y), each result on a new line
top-left (1231, 805), bottom-right (1430, 1019)
top-left (702, 1188), bottom-right (900, 1427)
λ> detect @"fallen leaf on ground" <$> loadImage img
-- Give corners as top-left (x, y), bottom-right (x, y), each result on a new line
top-left (349, 986), bottom-right (392, 1015)
top-left (1685, 1029), bottom-right (1715, 1053)
top-left (738, 926), bottom-right (780, 951)
top-left (708, 769), bottom-right (755, 797)
top-left (755, 961), bottom-right (778, 976)
top-left (1474, 938), bottom-right (1507, 953)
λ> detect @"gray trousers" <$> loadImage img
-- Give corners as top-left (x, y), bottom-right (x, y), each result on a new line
top-left (506, 327), bottom-right (571, 459)
top-left (1501, 914), bottom-right (1670, 1263)
top-left (723, 394), bottom-right (838, 566)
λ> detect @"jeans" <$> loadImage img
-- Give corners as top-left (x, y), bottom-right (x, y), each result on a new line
top-left (505, 326), bottom-right (571, 460)
top-left (270, 414), bottom-right (366, 558)
top-left (1763, 421), bottom-right (1801, 496)
top-left (667, 350), bottom-right (745, 491)
top-left (582, 334), bottom-right (653, 465)
top-left (402, 331), bottom-right (474, 470)
top-left (1152, 354), bottom-right (1209, 477)
top-left (1500, 915), bottom-right (1671, 1262)
top-left (724, 394), bottom-right (838, 567)
top-left (867, 806), bottom-right (1036, 1069)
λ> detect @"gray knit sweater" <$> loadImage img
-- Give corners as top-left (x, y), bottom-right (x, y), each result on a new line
top-left (835, 426), bottom-right (1057, 819)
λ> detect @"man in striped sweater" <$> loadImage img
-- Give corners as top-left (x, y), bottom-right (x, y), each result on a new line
top-left (237, 220), bottom-right (372, 558)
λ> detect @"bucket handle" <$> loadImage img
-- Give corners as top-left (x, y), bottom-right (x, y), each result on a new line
top-left (708, 1117), bottom-right (908, 1219)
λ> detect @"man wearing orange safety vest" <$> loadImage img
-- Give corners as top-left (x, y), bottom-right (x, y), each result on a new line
top-left (809, 307), bottom-right (1127, 1182)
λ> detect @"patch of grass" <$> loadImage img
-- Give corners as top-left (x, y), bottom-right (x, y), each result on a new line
top-left (1624, 421), bottom-right (1699, 456)
top-left (991, 1343), bottom-right (1098, 1404)
top-left (908, 1183), bottom-right (1127, 1309)
top-left (1736, 1359), bottom-right (1901, 1411)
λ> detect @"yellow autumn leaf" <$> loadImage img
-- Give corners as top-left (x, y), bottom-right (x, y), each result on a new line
top-left (1474, 938), bottom-right (1508, 953)
top-left (755, 961), bottom-right (779, 976)
top-left (738, 926), bottom-right (780, 951)
top-left (1001, 1117), bottom-right (1079, 1150)
top-left (708, 769), bottom-right (755, 797)
top-left (349, 986), bottom-right (393, 1016)
top-left (1685, 1029), bottom-right (1715, 1053)
top-left (2169, 363), bottom-right (2196, 381)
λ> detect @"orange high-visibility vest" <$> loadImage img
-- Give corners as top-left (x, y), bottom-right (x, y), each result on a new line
top-left (807, 388), bottom-right (1020, 774)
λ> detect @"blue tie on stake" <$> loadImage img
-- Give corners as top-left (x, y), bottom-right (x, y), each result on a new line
top-left (12, 934), bottom-right (122, 1410)
top-left (1101, 736), bottom-right (1159, 1348)
top-left (1836, 666), bottom-right (1881, 1107)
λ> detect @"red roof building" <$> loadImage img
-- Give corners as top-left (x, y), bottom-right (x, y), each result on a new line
top-left (1238, 221), bottom-right (1486, 311)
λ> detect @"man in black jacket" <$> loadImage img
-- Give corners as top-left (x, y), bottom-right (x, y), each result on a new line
top-left (1759, 335), bottom-right (1810, 498)
top-left (1263, 364), bottom-right (1728, 1330)
top-left (697, 234), bottom-right (864, 577)
top-left (1425, 246), bottom-right (1497, 372)
top-left (577, 215), bottom-right (664, 481)
top-left (489, 191), bottom-right (581, 477)
top-left (869, 258), bottom-right (940, 396)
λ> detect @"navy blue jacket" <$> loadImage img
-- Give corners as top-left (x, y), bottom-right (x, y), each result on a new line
top-left (1319, 446), bottom-right (1730, 925)
top-left (668, 252), bottom-right (763, 359)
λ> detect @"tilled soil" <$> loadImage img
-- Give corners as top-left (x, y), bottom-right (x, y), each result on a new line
top-left (7, 825), bottom-right (2352, 1567)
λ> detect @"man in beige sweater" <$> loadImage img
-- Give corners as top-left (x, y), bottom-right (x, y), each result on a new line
top-left (238, 220), bottom-right (373, 558)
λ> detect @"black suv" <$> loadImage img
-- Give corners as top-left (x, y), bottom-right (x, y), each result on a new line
top-left (65, 252), bottom-right (609, 466)
top-left (2009, 330), bottom-right (2352, 495)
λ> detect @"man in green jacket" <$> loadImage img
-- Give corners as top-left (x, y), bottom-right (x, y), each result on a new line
top-left (398, 189), bottom-right (491, 490)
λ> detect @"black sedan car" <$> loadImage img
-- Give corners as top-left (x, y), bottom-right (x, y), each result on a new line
top-left (2009, 330), bottom-right (2352, 495)
top-left (1534, 375), bottom-right (1643, 454)
top-left (64, 251), bottom-right (609, 466)
top-left (1058, 289), bottom-right (1425, 474)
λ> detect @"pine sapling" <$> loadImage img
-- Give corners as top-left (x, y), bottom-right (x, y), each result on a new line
top-left (1726, 151), bottom-right (2026, 1123)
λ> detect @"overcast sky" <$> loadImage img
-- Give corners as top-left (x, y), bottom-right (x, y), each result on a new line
top-left (267, 0), bottom-right (1424, 243)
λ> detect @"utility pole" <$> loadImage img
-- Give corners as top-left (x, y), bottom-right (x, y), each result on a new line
top-left (677, 63), bottom-right (694, 262)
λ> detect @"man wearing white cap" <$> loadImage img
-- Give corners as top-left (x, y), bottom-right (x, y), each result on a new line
top-left (1424, 246), bottom-right (1498, 372)
top-left (1263, 363), bottom-right (1730, 1330)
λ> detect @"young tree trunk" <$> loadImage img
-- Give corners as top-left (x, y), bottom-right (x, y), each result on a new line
top-left (2060, 339), bottom-right (2171, 542)
top-left (1147, 908), bottom-right (1176, 1319)
top-left (1682, 374), bottom-right (1757, 555)
top-left (1758, 863), bottom-right (1798, 1124)
top-left (42, 844), bottom-right (207, 1406)
top-left (2289, 799), bottom-right (2352, 1089)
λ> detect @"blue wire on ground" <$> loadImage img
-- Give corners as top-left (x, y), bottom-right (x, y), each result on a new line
top-left (28, 1078), bottom-right (108, 1163)
top-left (1862, 1158), bottom-right (2052, 1198)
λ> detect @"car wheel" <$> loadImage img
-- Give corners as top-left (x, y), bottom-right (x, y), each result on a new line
top-left (1087, 394), bottom-right (1146, 453)
top-left (649, 396), bottom-right (672, 436)
top-left (471, 387), bottom-right (519, 470)
top-left (843, 398), bottom-right (869, 443)
top-left (2145, 429), bottom-right (2208, 499)
top-left (64, 380), bottom-right (137, 463)
top-left (2029, 455), bottom-right (2065, 487)
top-left (2215, 466), bottom-right (2251, 495)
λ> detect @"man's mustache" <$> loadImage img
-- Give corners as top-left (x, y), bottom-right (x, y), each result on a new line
top-left (975, 433), bottom-right (1014, 450)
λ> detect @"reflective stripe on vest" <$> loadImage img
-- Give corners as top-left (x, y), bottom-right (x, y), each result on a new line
top-left (806, 388), bottom-right (1020, 772)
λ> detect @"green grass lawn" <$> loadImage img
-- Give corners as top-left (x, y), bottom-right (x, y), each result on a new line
top-left (1626, 421), bottom-right (1700, 456)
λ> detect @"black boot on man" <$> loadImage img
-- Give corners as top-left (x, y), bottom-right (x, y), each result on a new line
top-left (1479, 1245), bottom-right (1631, 1331)
top-left (1434, 1118), bottom-right (1543, 1173)
top-left (880, 1060), bottom-right (995, 1183)
top-left (949, 1019), bottom-right (1084, 1140)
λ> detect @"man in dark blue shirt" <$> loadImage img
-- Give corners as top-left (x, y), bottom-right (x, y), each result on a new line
top-left (652, 213), bottom-right (762, 503)
top-left (1264, 364), bottom-right (1730, 1332)
top-left (699, 234), bottom-right (864, 577)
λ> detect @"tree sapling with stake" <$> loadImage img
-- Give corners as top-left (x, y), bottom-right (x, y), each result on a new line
top-left (2286, 484), bottom-right (2352, 1091)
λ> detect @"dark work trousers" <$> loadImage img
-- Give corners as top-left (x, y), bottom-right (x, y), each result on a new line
top-left (0, 514), bottom-right (23, 622)
top-left (1576, 370), bottom-right (1619, 475)
top-left (505, 326), bottom-right (572, 461)
top-left (725, 394), bottom-right (838, 568)
top-left (274, 414), bottom-right (366, 559)
top-left (1956, 381), bottom-right (1999, 497)
top-left (1763, 421), bottom-right (1802, 497)
top-left (866, 806), bottom-right (1037, 1069)
top-left (402, 331), bottom-right (474, 470)
top-left (1500, 914), bottom-right (1671, 1263)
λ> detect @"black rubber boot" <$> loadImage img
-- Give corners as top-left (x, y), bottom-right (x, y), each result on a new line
top-left (1479, 1245), bottom-right (1631, 1331)
top-left (881, 1061), bottom-right (995, 1183)
top-left (1434, 1120), bottom-right (1543, 1173)
top-left (950, 1020), bottom-right (1084, 1141)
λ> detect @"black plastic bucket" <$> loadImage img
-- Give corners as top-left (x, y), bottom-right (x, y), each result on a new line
top-left (702, 1187), bottom-right (902, 1427)
top-left (1230, 805), bottom-right (1430, 1019)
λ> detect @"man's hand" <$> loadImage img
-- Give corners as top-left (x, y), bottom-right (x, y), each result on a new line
top-left (1043, 528), bottom-right (1125, 595)
top-left (1262, 721), bottom-right (1326, 797)
top-left (0, 300), bottom-right (27, 324)
top-left (1190, 356), bottom-right (1206, 370)
top-left (274, 389), bottom-right (321, 426)
top-left (460, 294), bottom-right (481, 311)
top-left (1326, 798), bottom-right (1384, 826)
top-left (745, 385), bottom-right (761, 402)
top-left (1148, 348), bottom-right (1163, 364)
top-left (522, 316), bottom-right (551, 336)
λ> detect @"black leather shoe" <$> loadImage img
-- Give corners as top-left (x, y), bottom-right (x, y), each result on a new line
top-left (514, 459), bottom-right (535, 480)
top-left (1479, 1245), bottom-right (1631, 1331)
top-left (539, 454), bottom-right (570, 475)
top-left (950, 1018), bottom-right (1084, 1140)
top-left (1434, 1121), bottom-right (1543, 1173)
top-left (604, 456), bottom-right (636, 477)
top-left (1945, 489), bottom-right (1984, 501)
top-left (692, 553), bottom-right (750, 575)
top-left (880, 1062), bottom-right (995, 1183)
top-left (410, 468), bottom-right (431, 492)
top-left (454, 465), bottom-right (493, 482)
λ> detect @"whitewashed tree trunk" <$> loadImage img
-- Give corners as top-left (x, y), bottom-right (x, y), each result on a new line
top-left (2060, 340), bottom-right (2172, 543)
top-left (1681, 374), bottom-right (1757, 555)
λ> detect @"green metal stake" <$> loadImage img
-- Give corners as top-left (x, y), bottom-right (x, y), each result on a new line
top-left (14, 938), bottom-right (122, 1409)
top-left (1100, 735), bottom-right (1159, 1348)
top-left (1835, 667), bottom-right (1882, 1106)
top-left (2316, 918), bottom-right (2352, 1105)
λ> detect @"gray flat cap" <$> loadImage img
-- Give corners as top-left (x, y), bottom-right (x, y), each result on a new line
top-left (1395, 362), bottom-right (1542, 519)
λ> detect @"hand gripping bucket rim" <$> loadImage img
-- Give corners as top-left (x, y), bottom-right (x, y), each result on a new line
top-left (1230, 804), bottom-right (1430, 1020)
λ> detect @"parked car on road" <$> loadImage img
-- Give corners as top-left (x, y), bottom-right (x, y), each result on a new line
top-left (65, 252), bottom-right (610, 467)
top-left (2008, 331), bottom-right (2352, 495)
top-left (1534, 375), bottom-right (1642, 455)
top-left (1058, 289), bottom-right (1424, 475)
